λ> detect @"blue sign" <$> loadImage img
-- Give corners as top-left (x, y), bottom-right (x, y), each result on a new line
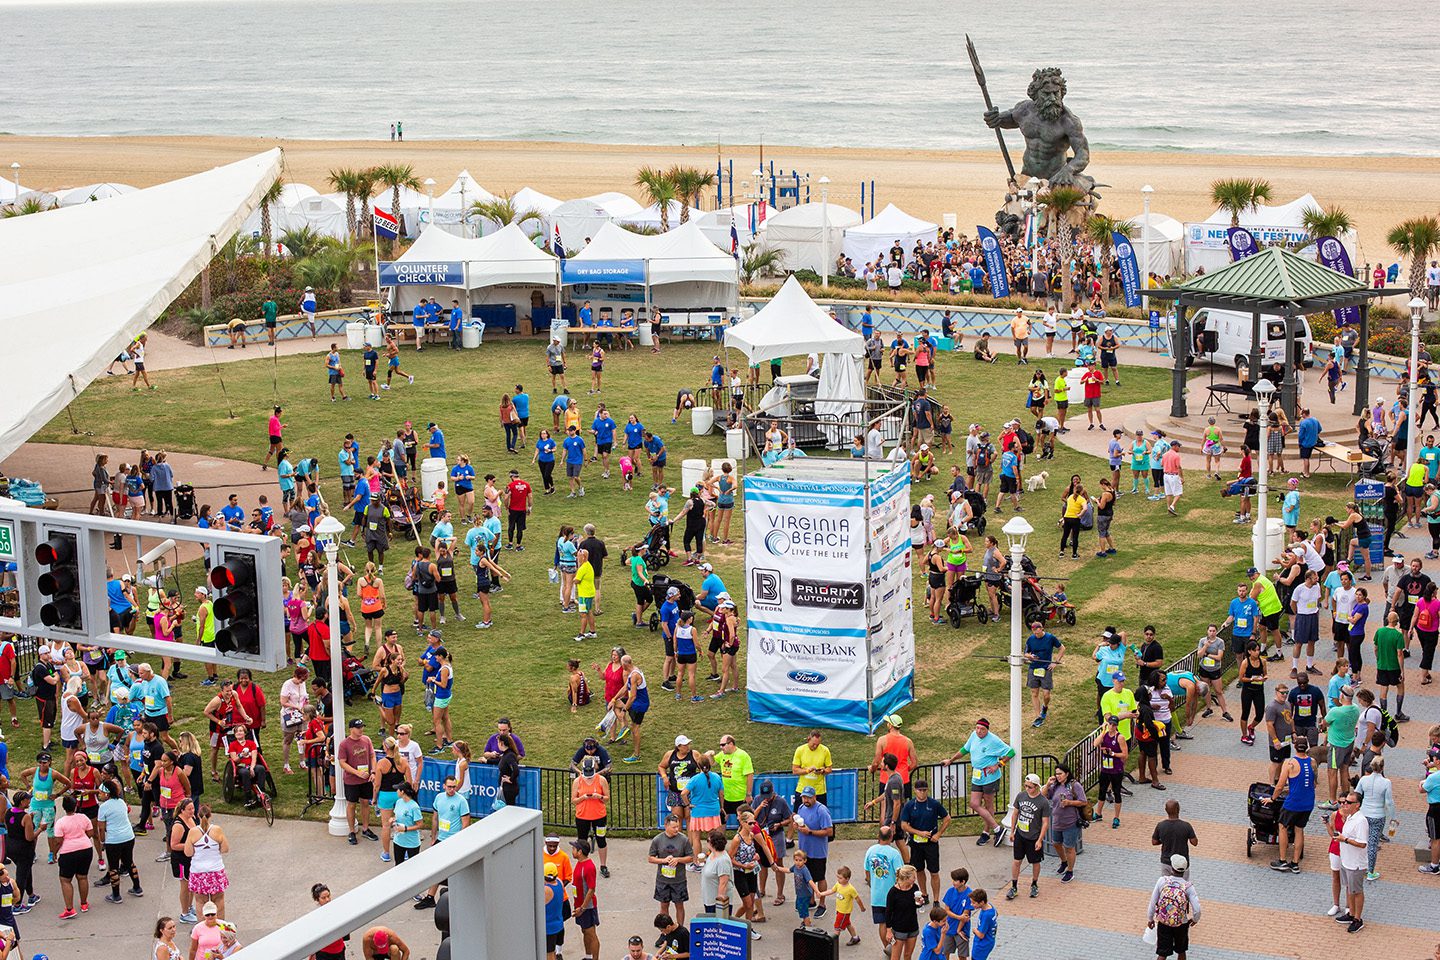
top-left (976, 225), bottom-right (1009, 298)
top-left (1353, 479), bottom-right (1385, 569)
top-left (691, 915), bottom-right (751, 960)
top-left (1113, 231), bottom-right (1143, 308)
top-left (378, 260), bottom-right (465, 286)
top-left (1149, 310), bottom-right (1161, 331)
top-left (416, 757), bottom-right (541, 818)
top-left (1314, 236), bottom-right (1362, 326)
top-left (1226, 226), bottom-right (1261, 262)
top-left (657, 771), bottom-right (859, 829)
top-left (560, 259), bottom-right (646, 285)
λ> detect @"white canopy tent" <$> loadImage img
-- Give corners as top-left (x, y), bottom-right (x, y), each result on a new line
top-left (548, 192), bottom-right (643, 253)
top-left (281, 193), bottom-right (350, 239)
top-left (697, 202), bottom-right (769, 249)
top-left (430, 170), bottom-right (496, 237)
top-left (1121, 211), bottom-right (1185, 280)
top-left (764, 201), bottom-right (862, 273)
top-left (0, 176), bottom-right (28, 203)
top-left (0, 149), bottom-right (282, 460)
top-left (841, 203), bottom-right (938, 268)
top-left (512, 187), bottom-right (562, 217)
top-left (383, 224), bottom-right (559, 316)
top-left (56, 182), bottom-right (139, 207)
top-left (724, 275), bottom-right (863, 363)
top-left (569, 220), bottom-right (737, 303)
top-left (1186, 193), bottom-right (1358, 274)
top-left (619, 201), bottom-right (700, 233)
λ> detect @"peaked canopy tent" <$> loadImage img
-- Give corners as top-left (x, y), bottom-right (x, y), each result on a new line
top-left (697, 202), bottom-right (769, 249)
top-left (1121, 210), bottom-right (1185, 280)
top-left (0, 149), bottom-right (283, 461)
top-left (1185, 193), bottom-right (1359, 274)
top-left (281, 193), bottom-right (351, 239)
top-left (841, 203), bottom-right (938, 268)
top-left (565, 220), bottom-right (738, 309)
top-left (379, 223), bottom-right (559, 319)
top-left (1151, 246), bottom-right (1405, 420)
top-left (724, 275), bottom-right (863, 362)
top-left (764, 201), bottom-right (861, 273)
top-left (548, 192), bottom-right (644, 253)
top-left (511, 187), bottom-right (562, 216)
top-left (56, 182), bottom-right (139, 207)
top-left (619, 201), bottom-right (701, 233)
top-left (431, 170), bottom-right (496, 237)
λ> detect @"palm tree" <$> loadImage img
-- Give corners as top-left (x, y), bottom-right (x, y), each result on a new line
top-left (741, 241), bottom-right (787, 284)
top-left (278, 225), bottom-right (324, 260)
top-left (257, 178), bottom-right (286, 255)
top-left (1300, 204), bottom-right (1354, 244)
top-left (1038, 186), bottom-right (1089, 306)
top-left (1209, 177), bottom-right (1273, 227)
top-left (1387, 215), bottom-right (1440, 299)
top-left (667, 166), bottom-right (715, 222)
top-left (1, 196), bottom-right (56, 218)
top-left (635, 166), bottom-right (678, 232)
top-left (375, 164), bottom-right (421, 244)
top-left (470, 193), bottom-right (543, 233)
top-left (327, 168), bottom-right (364, 240)
top-left (355, 167), bottom-right (381, 239)
top-left (297, 239), bottom-right (375, 305)
top-left (1081, 213), bottom-right (1136, 299)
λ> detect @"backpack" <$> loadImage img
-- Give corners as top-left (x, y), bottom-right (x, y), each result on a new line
top-left (1377, 708), bottom-right (1400, 747)
top-left (1016, 427), bottom-right (1034, 454)
top-left (976, 444), bottom-right (994, 469)
top-left (1153, 879), bottom-right (1192, 927)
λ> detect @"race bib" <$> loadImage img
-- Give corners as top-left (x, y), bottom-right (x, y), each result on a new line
top-left (1298, 704), bottom-right (1312, 717)
top-left (676, 776), bottom-right (690, 792)
top-left (661, 864), bottom-right (677, 879)
top-left (33, 789), bottom-right (48, 802)
top-left (595, 826), bottom-right (607, 838)
top-left (1016, 815), bottom-right (1032, 833)
top-left (1236, 618), bottom-right (1249, 629)
top-left (0, 893), bottom-right (11, 907)
top-left (160, 786), bottom-right (172, 800)
top-left (912, 835), bottom-right (929, 843)
top-left (971, 768), bottom-right (984, 784)
top-left (1032, 668), bottom-right (1046, 677)
top-left (368, 521), bottom-right (378, 532)
top-left (145, 696), bottom-right (156, 708)
top-left (439, 818), bottom-right (453, 833)
top-left (1201, 656), bottom-right (1218, 669)
top-left (357, 765), bottom-right (369, 777)
top-left (88, 750), bottom-right (106, 763)
top-left (1105, 664), bottom-right (1118, 676)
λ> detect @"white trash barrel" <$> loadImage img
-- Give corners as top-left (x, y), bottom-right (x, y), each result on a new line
top-left (462, 325), bottom-right (482, 349)
top-left (726, 429), bottom-right (746, 461)
top-left (420, 457), bottom-right (448, 500)
top-left (345, 322), bottom-right (365, 350)
top-left (710, 458), bottom-right (736, 476)
top-left (681, 458), bottom-right (707, 493)
top-left (1252, 517), bottom-right (1285, 568)
top-left (363, 324), bottom-right (385, 347)
top-left (638, 322), bottom-right (654, 347)
top-left (691, 406), bottom-right (714, 435)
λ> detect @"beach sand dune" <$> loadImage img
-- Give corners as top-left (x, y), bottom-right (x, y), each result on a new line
top-left (8, 136), bottom-right (1439, 261)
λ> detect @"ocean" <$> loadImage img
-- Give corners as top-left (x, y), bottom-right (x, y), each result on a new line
top-left (4, 0), bottom-right (1438, 156)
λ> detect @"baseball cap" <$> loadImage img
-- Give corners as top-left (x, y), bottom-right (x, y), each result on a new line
top-left (1112, 672), bottom-right (1126, 683)
top-left (885, 713), bottom-right (903, 727)
top-left (1102, 627), bottom-right (1120, 641)
top-left (1024, 773), bottom-right (1042, 785)
top-left (544, 863), bottom-right (559, 879)
top-left (1393, 553), bottom-right (1405, 564)
top-left (203, 902), bottom-right (219, 916)
top-left (920, 443), bottom-right (929, 451)
top-left (800, 786), bottom-right (817, 797)
top-left (349, 718), bottom-right (365, 728)
top-left (1104, 713), bottom-right (1119, 724)
top-left (667, 587), bottom-right (680, 598)
top-left (1245, 566), bottom-right (1259, 576)
top-left (758, 781), bottom-right (774, 795)
top-left (113, 649), bottom-right (128, 660)
top-left (428, 628), bottom-right (443, 639)
top-left (194, 585), bottom-right (208, 597)
top-left (1170, 854), bottom-right (1189, 872)
top-left (674, 734), bottom-right (691, 746)
top-left (373, 930), bottom-right (391, 952)
top-left (697, 562), bottom-right (713, 572)
top-left (1336, 561), bottom-right (1349, 571)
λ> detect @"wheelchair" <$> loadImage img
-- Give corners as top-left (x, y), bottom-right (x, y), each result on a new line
top-left (221, 733), bottom-right (279, 826)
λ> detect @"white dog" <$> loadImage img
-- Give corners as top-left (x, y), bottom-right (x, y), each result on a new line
top-left (1024, 470), bottom-right (1049, 493)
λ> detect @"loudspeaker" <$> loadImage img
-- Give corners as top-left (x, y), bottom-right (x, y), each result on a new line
top-left (1200, 329), bottom-right (1219, 353)
top-left (794, 925), bottom-right (839, 960)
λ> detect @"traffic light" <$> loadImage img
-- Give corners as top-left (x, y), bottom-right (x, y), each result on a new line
top-left (34, 531), bottom-right (82, 631)
top-left (210, 551), bottom-right (259, 656)
top-left (434, 886), bottom-right (450, 960)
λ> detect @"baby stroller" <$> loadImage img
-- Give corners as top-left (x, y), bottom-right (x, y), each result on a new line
top-left (175, 483), bottom-right (196, 521)
top-left (1357, 436), bottom-right (1389, 479)
top-left (1245, 781), bottom-right (1282, 858)
top-left (647, 573), bottom-right (695, 631)
top-left (384, 485), bottom-right (423, 540)
top-left (341, 641), bottom-right (378, 705)
top-left (633, 521), bottom-right (673, 569)
top-left (1028, 579), bottom-right (1077, 627)
top-left (946, 574), bottom-right (991, 626)
top-left (963, 489), bottom-right (988, 536)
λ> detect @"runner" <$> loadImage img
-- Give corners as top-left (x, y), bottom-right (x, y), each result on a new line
top-left (943, 718), bottom-right (1013, 845)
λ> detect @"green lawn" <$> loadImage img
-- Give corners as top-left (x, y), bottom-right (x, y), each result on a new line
top-left (27, 339), bottom-right (1362, 822)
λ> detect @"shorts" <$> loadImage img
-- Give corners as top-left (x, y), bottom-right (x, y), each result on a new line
top-left (575, 906), bottom-right (600, 930)
top-left (1269, 743), bottom-right (1292, 764)
top-left (1327, 744), bottom-right (1354, 770)
top-left (434, 695), bottom-right (451, 709)
top-left (1101, 352), bottom-right (1117, 368)
top-left (1261, 612), bottom-right (1281, 630)
top-left (1084, 397), bottom-right (1101, 408)
top-left (1374, 667), bottom-right (1402, 686)
top-left (329, 373), bottom-right (343, 384)
top-left (363, 608), bottom-right (386, 621)
top-left (677, 652), bottom-right (697, 665)
top-left (1300, 445), bottom-right (1315, 460)
top-left (36, 698), bottom-right (56, 728)
top-left (872, 907), bottom-right (888, 925)
top-left (344, 781), bottom-right (374, 803)
top-left (1277, 807), bottom-right (1310, 831)
top-left (1012, 833), bottom-right (1043, 863)
top-left (892, 930), bottom-right (917, 942)
top-left (1339, 865), bottom-right (1365, 895)
top-left (550, 364), bottom-right (566, 375)
top-left (1000, 475), bottom-right (1017, 494)
top-left (577, 596), bottom-right (594, 614)
top-left (171, 853), bottom-right (191, 880)
top-left (1427, 802), bottom-right (1440, 841)
top-left (734, 870), bottom-right (758, 898)
top-left (834, 910), bottom-right (854, 931)
top-left (597, 442), bottom-right (613, 454)
top-left (1027, 668), bottom-right (1054, 690)
top-left (377, 790), bottom-right (398, 810)
top-left (566, 463), bottom-right (583, 479)
top-left (388, 356), bottom-right (400, 368)
top-left (576, 815), bottom-right (608, 847)
top-left (691, 814), bottom-right (722, 833)
top-left (1051, 824), bottom-right (1082, 850)
top-left (941, 932), bottom-right (969, 958)
top-left (1329, 852), bottom-right (1342, 872)
top-left (1407, 484), bottom-right (1425, 499)
top-left (189, 868), bottom-right (230, 897)
top-left (381, 690), bottom-right (403, 708)
top-left (1055, 400), bottom-right (1068, 410)
top-left (1156, 922), bottom-right (1189, 958)
top-left (908, 839), bottom-right (940, 873)
top-left (974, 466), bottom-right (992, 487)
top-left (628, 707), bottom-right (647, 725)
top-left (416, 593), bottom-right (439, 613)
top-left (946, 561), bottom-right (966, 573)
top-left (269, 434), bottom-right (283, 446)
top-left (632, 582), bottom-right (652, 604)
top-left (546, 933), bottom-right (563, 953)
top-left (655, 881), bottom-right (689, 903)
top-left (57, 847), bottom-right (94, 879)
top-left (971, 779), bottom-right (1000, 796)
top-left (148, 713), bottom-right (171, 732)
top-left (1163, 475), bottom-right (1183, 497)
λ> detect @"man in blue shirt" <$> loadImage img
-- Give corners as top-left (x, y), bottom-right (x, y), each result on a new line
top-left (326, 343), bottom-right (349, 401)
top-left (219, 494), bottom-right (245, 531)
top-left (412, 298), bottom-right (429, 351)
top-left (427, 422), bottom-right (446, 462)
top-left (945, 719), bottom-right (1014, 845)
top-left (657, 586), bottom-right (682, 690)
top-left (591, 405), bottom-right (617, 479)
top-left (1221, 583), bottom-right (1260, 657)
top-left (106, 572), bottom-right (136, 632)
top-left (362, 344), bottom-right (380, 399)
top-left (1419, 433), bottom-right (1440, 482)
top-left (1023, 622), bottom-right (1065, 727)
top-left (861, 308), bottom-right (874, 339)
top-left (448, 300), bottom-right (464, 351)
top-left (696, 563), bottom-right (727, 614)
top-left (644, 431), bottom-right (667, 485)
top-left (563, 425), bottom-right (587, 498)
top-left (1295, 407), bottom-right (1322, 478)
top-left (338, 439), bottom-right (357, 500)
top-left (343, 476), bottom-right (371, 546)
top-left (710, 357), bottom-right (725, 390)
top-left (1281, 478), bottom-right (1301, 532)
top-left (996, 446), bottom-right (1021, 513)
top-left (513, 384), bottom-right (531, 444)
top-left (551, 393), bottom-right (570, 431)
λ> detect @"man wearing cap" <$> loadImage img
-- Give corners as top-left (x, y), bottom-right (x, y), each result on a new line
top-left (713, 735), bottom-right (754, 816)
top-left (648, 813), bottom-right (694, 926)
top-left (1024, 622), bottom-right (1065, 728)
top-left (1004, 773), bottom-right (1051, 900)
top-left (899, 780), bottom-right (951, 904)
top-left (795, 787), bottom-right (834, 899)
top-left (659, 588), bottom-right (682, 691)
top-left (132, 662), bottom-right (174, 749)
top-left (1146, 855), bottom-right (1201, 957)
top-left (1319, 685), bottom-right (1360, 810)
top-left (945, 718), bottom-right (1014, 846)
top-left (1092, 627), bottom-right (1128, 723)
top-left (1010, 308), bottom-right (1030, 365)
top-left (1100, 671), bottom-right (1140, 744)
top-left (300, 285), bottom-right (317, 338)
top-left (338, 718), bottom-right (379, 846)
top-left (870, 715), bottom-right (918, 800)
top-left (571, 838), bottom-right (601, 959)
top-left (361, 925), bottom-right (409, 960)
top-left (193, 585), bottom-right (218, 687)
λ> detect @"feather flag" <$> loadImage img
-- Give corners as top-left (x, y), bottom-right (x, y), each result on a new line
top-left (1022, 212), bottom-right (1037, 250)
top-left (553, 223), bottom-right (566, 260)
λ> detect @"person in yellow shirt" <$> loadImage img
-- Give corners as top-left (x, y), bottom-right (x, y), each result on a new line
top-left (826, 865), bottom-right (866, 945)
top-left (790, 730), bottom-right (833, 843)
top-left (1053, 369), bottom-right (1071, 432)
top-left (1060, 479), bottom-right (1088, 559)
top-left (574, 550), bottom-right (597, 642)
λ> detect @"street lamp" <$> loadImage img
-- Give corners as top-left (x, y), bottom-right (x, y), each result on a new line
top-left (1408, 296), bottom-right (1428, 477)
top-left (9, 162), bottom-right (19, 200)
top-left (1001, 515), bottom-right (1034, 766)
top-left (313, 513), bottom-right (351, 837)
top-left (1141, 185), bottom-right (1154, 314)
top-left (1252, 377), bottom-right (1276, 571)
top-left (818, 176), bottom-right (832, 289)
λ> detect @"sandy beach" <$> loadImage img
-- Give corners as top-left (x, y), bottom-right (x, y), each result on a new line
top-left (8, 135), bottom-right (1440, 260)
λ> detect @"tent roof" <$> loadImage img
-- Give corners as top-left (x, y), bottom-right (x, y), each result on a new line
top-left (724, 276), bottom-right (863, 362)
top-left (389, 223), bottom-right (556, 287)
top-left (765, 201), bottom-right (862, 229)
top-left (512, 186), bottom-right (562, 215)
top-left (571, 221), bottom-right (737, 286)
top-left (621, 200), bottom-right (700, 230)
top-left (435, 170), bottom-right (495, 209)
top-left (1201, 193), bottom-right (1320, 227)
top-left (0, 178), bottom-right (27, 203)
top-left (56, 182), bottom-right (139, 206)
top-left (1123, 211), bottom-right (1184, 241)
top-left (1150, 246), bottom-right (1399, 315)
top-left (0, 149), bottom-right (282, 461)
top-left (844, 202), bottom-right (938, 237)
top-left (583, 192), bottom-right (643, 217)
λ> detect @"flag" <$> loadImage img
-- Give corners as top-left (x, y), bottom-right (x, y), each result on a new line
top-left (748, 203), bottom-right (757, 235)
top-left (730, 217), bottom-right (740, 260)
top-left (1112, 232), bottom-right (1142, 308)
top-left (1314, 236), bottom-right (1361, 326)
top-left (1226, 226), bottom-right (1260, 262)
top-left (553, 224), bottom-right (566, 260)
top-left (977, 225), bottom-right (1010, 299)
top-left (373, 206), bottom-right (400, 240)
top-left (1022, 212), bottom-right (1037, 250)
top-left (758, 199), bottom-right (767, 224)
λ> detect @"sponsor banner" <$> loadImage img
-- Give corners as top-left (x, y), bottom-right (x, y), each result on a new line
top-left (977, 225), bottom-right (1010, 298)
top-left (373, 206), bottom-right (400, 239)
top-left (1314, 235), bottom-right (1361, 326)
top-left (1113, 231), bottom-right (1143, 308)
top-left (416, 757), bottom-right (541, 817)
top-left (378, 260), bottom-right (464, 286)
top-left (559, 258), bottom-right (645, 285)
top-left (867, 467), bottom-right (914, 713)
top-left (1226, 226), bottom-right (1261, 261)
top-left (655, 771), bottom-right (858, 829)
top-left (1185, 222), bottom-right (1308, 251)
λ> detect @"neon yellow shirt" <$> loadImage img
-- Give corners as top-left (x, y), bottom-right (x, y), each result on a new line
top-left (833, 882), bottom-right (859, 915)
top-left (793, 743), bottom-right (832, 795)
top-left (574, 562), bottom-right (596, 598)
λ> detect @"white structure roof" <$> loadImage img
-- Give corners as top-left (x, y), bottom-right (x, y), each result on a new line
top-left (56, 182), bottom-right (139, 206)
top-left (390, 223), bottom-right (557, 288)
top-left (0, 150), bottom-right (282, 460)
top-left (570, 221), bottom-right (738, 286)
top-left (511, 187), bottom-right (562, 216)
top-left (841, 202), bottom-right (938, 266)
top-left (724, 276), bottom-right (863, 362)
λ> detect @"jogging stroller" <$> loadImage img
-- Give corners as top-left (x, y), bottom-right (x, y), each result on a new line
top-left (383, 485), bottom-right (423, 540)
top-left (175, 483), bottom-right (196, 521)
top-left (647, 573), bottom-right (695, 631)
top-left (1357, 436), bottom-right (1389, 479)
top-left (633, 521), bottom-right (673, 569)
top-left (946, 575), bottom-right (991, 626)
top-left (963, 489), bottom-right (988, 536)
top-left (1245, 781), bottom-right (1281, 857)
top-left (341, 641), bottom-right (378, 705)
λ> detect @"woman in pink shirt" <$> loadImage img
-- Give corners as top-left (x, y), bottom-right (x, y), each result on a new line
top-left (1409, 580), bottom-right (1440, 685)
top-left (54, 794), bottom-right (95, 919)
top-left (263, 406), bottom-right (285, 470)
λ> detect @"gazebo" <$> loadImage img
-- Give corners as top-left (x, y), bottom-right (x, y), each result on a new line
top-left (1149, 247), bottom-right (1405, 419)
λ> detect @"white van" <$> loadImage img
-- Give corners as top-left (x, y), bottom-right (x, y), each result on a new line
top-left (1186, 308), bottom-right (1314, 376)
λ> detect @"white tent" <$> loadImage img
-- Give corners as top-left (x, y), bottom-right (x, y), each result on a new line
top-left (549, 192), bottom-right (644, 252)
top-left (764, 201), bottom-right (862, 273)
top-left (815, 352), bottom-right (867, 447)
top-left (281, 193), bottom-right (350, 239)
top-left (512, 187), bottom-right (562, 216)
top-left (619, 201), bottom-right (700, 233)
top-left (431, 170), bottom-right (496, 237)
top-left (724, 276), bottom-right (863, 363)
top-left (571, 220), bottom-right (737, 289)
top-left (697, 202), bottom-right (769, 249)
top-left (384, 224), bottom-right (559, 314)
top-left (1186, 193), bottom-right (1358, 274)
top-left (1122, 211), bottom-right (1185, 280)
top-left (0, 149), bottom-right (282, 460)
top-left (841, 203), bottom-right (938, 268)
top-left (56, 182), bottom-right (139, 207)
top-left (0, 177), bottom-right (28, 203)
top-left (240, 183), bottom-right (328, 240)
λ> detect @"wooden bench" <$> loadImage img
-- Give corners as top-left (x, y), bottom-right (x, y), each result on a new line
top-left (1316, 442), bottom-right (1375, 475)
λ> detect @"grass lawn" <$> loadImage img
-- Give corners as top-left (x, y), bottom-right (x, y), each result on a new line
top-left (28, 339), bottom-right (1364, 824)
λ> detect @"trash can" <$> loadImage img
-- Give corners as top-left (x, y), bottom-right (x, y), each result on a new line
top-left (638, 322), bottom-right (654, 347)
top-left (345, 322), bottom-right (366, 350)
top-left (1252, 517), bottom-right (1285, 568)
top-left (420, 458), bottom-right (448, 500)
top-left (364, 324), bottom-right (385, 347)
top-left (681, 459), bottom-right (707, 493)
top-left (710, 458), bottom-right (736, 476)
top-left (726, 428), bottom-right (746, 461)
top-left (691, 406), bottom-right (714, 435)
top-left (462, 324), bottom-right (482, 349)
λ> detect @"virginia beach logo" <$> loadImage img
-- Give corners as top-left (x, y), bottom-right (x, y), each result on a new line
top-left (764, 513), bottom-right (851, 558)
top-left (981, 235), bottom-right (998, 252)
top-left (763, 530), bottom-right (792, 556)
top-left (1117, 242), bottom-right (1133, 260)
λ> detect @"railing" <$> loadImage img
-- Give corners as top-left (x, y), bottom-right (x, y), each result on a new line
top-left (201, 307), bottom-right (373, 347)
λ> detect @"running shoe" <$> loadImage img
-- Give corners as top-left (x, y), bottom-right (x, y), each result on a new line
top-left (58, 909), bottom-right (78, 920)
top-left (1029, 882), bottom-right (1039, 898)
top-left (1004, 886), bottom-right (1018, 901)
top-left (622, 755), bottom-right (641, 764)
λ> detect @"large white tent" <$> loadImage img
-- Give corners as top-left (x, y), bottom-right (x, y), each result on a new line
top-left (0, 149), bottom-right (282, 460)
top-left (570, 220), bottom-right (737, 299)
top-left (764, 201), bottom-right (862, 273)
top-left (383, 224), bottom-right (559, 315)
top-left (619, 201), bottom-right (700, 233)
top-left (696, 202), bottom-right (768, 249)
top-left (549, 192), bottom-right (644, 252)
top-left (0, 176), bottom-right (28, 203)
top-left (1121, 211), bottom-right (1185, 280)
top-left (841, 203), bottom-right (938, 268)
top-left (724, 275), bottom-right (863, 363)
top-left (1185, 193), bottom-right (1358, 274)
top-left (512, 186), bottom-right (562, 217)
top-left (56, 182), bottom-right (139, 207)
top-left (430, 170), bottom-right (496, 237)
top-left (282, 192), bottom-right (350, 239)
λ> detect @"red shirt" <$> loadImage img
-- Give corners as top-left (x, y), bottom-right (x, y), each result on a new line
top-left (572, 858), bottom-right (598, 911)
top-left (234, 682), bottom-right (266, 729)
top-left (307, 620), bottom-right (331, 663)
top-left (999, 429), bottom-right (1017, 454)
top-left (227, 738), bottom-right (259, 764)
top-left (0, 639), bottom-right (15, 684)
top-left (506, 478), bottom-right (532, 512)
top-left (1081, 369), bottom-right (1104, 399)
top-left (1238, 454), bottom-right (1253, 480)
top-left (304, 717), bottom-right (329, 760)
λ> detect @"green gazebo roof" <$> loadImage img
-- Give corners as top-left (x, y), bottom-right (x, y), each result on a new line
top-left (1150, 246), bottom-right (1394, 314)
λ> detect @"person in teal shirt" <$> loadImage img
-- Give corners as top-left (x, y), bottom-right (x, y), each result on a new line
top-left (1093, 627), bottom-right (1128, 719)
top-left (945, 719), bottom-right (1014, 845)
top-left (682, 759), bottom-right (724, 821)
top-left (277, 453), bottom-right (296, 507)
top-left (1282, 478), bottom-right (1301, 529)
top-left (432, 776), bottom-right (470, 841)
top-left (390, 783), bottom-right (425, 863)
top-left (1422, 763), bottom-right (1440, 875)
top-left (1420, 436), bottom-right (1440, 481)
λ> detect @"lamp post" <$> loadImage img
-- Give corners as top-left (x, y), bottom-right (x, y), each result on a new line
top-left (1252, 377), bottom-right (1276, 571)
top-left (313, 514), bottom-right (351, 837)
top-left (1001, 515), bottom-right (1034, 766)
top-left (819, 176), bottom-right (831, 289)
top-left (9, 162), bottom-right (19, 200)
top-left (423, 178), bottom-right (436, 230)
top-left (1141, 185), bottom-right (1154, 315)
top-left (1407, 297), bottom-right (1428, 477)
